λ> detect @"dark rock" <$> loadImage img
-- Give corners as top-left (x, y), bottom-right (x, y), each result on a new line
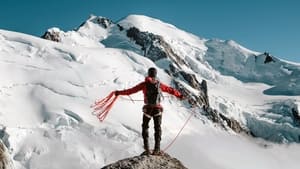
top-left (75, 16), bottom-right (113, 31)
top-left (127, 27), bottom-right (167, 60)
top-left (205, 108), bottom-right (249, 134)
top-left (117, 24), bottom-right (124, 31)
top-left (41, 28), bottom-right (61, 42)
top-left (173, 74), bottom-right (246, 133)
top-left (101, 152), bottom-right (187, 169)
top-left (126, 27), bottom-right (186, 66)
top-left (219, 114), bottom-right (245, 133)
top-left (262, 52), bottom-right (276, 64)
top-left (179, 71), bottom-right (201, 90)
top-left (292, 107), bottom-right (300, 122)
top-left (170, 65), bottom-right (209, 109)
top-left (90, 17), bottom-right (112, 29)
top-left (200, 80), bottom-right (208, 97)
top-left (204, 108), bottom-right (221, 123)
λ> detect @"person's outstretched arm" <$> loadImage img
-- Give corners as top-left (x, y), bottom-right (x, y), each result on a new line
top-left (160, 82), bottom-right (183, 99)
top-left (115, 82), bottom-right (145, 96)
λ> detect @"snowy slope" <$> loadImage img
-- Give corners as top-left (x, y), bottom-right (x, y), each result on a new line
top-left (205, 39), bottom-right (300, 96)
top-left (0, 14), bottom-right (300, 169)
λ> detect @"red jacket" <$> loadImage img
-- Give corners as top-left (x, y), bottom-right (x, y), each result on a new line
top-left (117, 77), bottom-right (183, 108)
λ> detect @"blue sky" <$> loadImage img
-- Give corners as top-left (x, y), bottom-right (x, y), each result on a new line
top-left (1, 0), bottom-right (299, 62)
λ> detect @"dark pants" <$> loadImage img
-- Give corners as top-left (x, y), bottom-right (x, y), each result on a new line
top-left (142, 106), bottom-right (162, 151)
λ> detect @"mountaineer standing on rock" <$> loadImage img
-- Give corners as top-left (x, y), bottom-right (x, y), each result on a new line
top-left (114, 67), bottom-right (184, 155)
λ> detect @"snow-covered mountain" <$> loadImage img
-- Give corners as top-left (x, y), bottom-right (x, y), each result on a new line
top-left (1, 14), bottom-right (300, 169)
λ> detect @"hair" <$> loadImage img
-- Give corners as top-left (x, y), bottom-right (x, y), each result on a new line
top-left (147, 67), bottom-right (157, 77)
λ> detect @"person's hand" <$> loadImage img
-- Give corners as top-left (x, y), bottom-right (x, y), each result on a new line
top-left (179, 94), bottom-right (186, 100)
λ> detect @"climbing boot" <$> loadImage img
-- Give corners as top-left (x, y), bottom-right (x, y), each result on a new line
top-left (141, 139), bottom-right (151, 155)
top-left (141, 149), bottom-right (151, 156)
top-left (152, 148), bottom-right (163, 156)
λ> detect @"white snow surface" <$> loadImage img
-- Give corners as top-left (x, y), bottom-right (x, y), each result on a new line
top-left (0, 14), bottom-right (300, 169)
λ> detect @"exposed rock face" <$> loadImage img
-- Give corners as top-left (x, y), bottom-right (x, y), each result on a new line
top-left (219, 113), bottom-right (247, 133)
top-left (179, 71), bottom-right (201, 90)
top-left (292, 107), bottom-right (300, 123)
top-left (89, 16), bottom-right (112, 29)
top-left (117, 24), bottom-right (124, 31)
top-left (41, 28), bottom-right (61, 42)
top-left (126, 27), bottom-right (186, 65)
top-left (0, 140), bottom-right (14, 169)
top-left (263, 52), bottom-right (276, 64)
top-left (202, 108), bottom-right (249, 134)
top-left (170, 67), bottom-right (248, 134)
top-left (127, 27), bottom-right (167, 60)
top-left (101, 152), bottom-right (187, 169)
top-left (169, 64), bottom-right (209, 109)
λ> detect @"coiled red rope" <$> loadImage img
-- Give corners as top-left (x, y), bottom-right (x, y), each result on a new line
top-left (91, 92), bottom-right (119, 122)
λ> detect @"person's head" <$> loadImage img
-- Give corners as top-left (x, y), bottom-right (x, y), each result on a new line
top-left (147, 67), bottom-right (157, 78)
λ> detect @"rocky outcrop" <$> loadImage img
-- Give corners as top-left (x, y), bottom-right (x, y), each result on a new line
top-left (292, 107), bottom-right (300, 123)
top-left (202, 108), bottom-right (249, 134)
top-left (41, 28), bottom-right (61, 42)
top-left (117, 24), bottom-right (124, 31)
top-left (0, 140), bottom-right (14, 169)
top-left (126, 27), bottom-right (186, 65)
top-left (165, 49), bottom-right (248, 134)
top-left (219, 113), bottom-right (248, 133)
top-left (101, 152), bottom-right (187, 169)
top-left (127, 27), bottom-right (167, 60)
top-left (169, 65), bottom-right (248, 134)
top-left (169, 64), bottom-right (209, 108)
top-left (179, 71), bottom-right (201, 90)
top-left (89, 16), bottom-right (112, 29)
top-left (263, 52), bottom-right (276, 64)
top-left (77, 16), bottom-right (113, 30)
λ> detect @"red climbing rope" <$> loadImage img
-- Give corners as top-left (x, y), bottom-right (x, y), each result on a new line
top-left (163, 109), bottom-right (195, 151)
top-left (91, 92), bottom-right (119, 122)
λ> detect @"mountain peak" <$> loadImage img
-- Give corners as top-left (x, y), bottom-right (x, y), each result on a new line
top-left (84, 15), bottom-right (113, 29)
top-left (119, 14), bottom-right (174, 30)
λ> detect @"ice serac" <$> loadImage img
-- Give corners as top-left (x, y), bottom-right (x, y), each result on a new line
top-left (101, 152), bottom-right (187, 169)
